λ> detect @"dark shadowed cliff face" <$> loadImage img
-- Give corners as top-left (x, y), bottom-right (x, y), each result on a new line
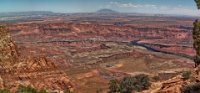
top-left (0, 26), bottom-right (73, 92)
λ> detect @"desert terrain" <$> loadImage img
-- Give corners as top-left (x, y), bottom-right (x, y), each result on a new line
top-left (0, 11), bottom-right (197, 93)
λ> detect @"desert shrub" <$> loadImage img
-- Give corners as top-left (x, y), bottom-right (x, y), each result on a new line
top-left (182, 83), bottom-right (200, 93)
top-left (108, 74), bottom-right (151, 93)
top-left (108, 79), bottom-right (120, 93)
top-left (0, 89), bottom-right (13, 93)
top-left (16, 85), bottom-right (37, 93)
top-left (194, 56), bottom-right (200, 67)
top-left (182, 71), bottom-right (191, 80)
top-left (16, 85), bottom-right (47, 93)
top-left (119, 76), bottom-right (136, 93)
top-left (120, 74), bottom-right (151, 93)
top-left (64, 89), bottom-right (73, 93)
top-left (38, 89), bottom-right (48, 93)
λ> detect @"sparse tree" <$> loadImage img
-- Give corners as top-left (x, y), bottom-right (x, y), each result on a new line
top-left (193, 20), bottom-right (200, 67)
top-left (182, 83), bottom-right (200, 93)
top-left (38, 89), bottom-right (48, 93)
top-left (16, 85), bottom-right (37, 93)
top-left (16, 85), bottom-right (48, 93)
top-left (181, 1), bottom-right (200, 92)
top-left (108, 79), bottom-right (120, 93)
top-left (0, 89), bottom-right (13, 93)
top-left (64, 89), bottom-right (73, 93)
top-left (181, 71), bottom-right (191, 80)
top-left (195, 0), bottom-right (200, 9)
top-left (193, 0), bottom-right (200, 67)
top-left (117, 74), bottom-right (150, 93)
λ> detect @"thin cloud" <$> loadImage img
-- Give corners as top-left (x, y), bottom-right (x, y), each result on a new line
top-left (109, 2), bottom-right (157, 8)
top-left (107, 1), bottom-right (200, 16)
top-left (157, 5), bottom-right (200, 16)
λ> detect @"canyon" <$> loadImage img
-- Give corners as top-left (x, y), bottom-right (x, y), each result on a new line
top-left (0, 12), bottom-right (197, 93)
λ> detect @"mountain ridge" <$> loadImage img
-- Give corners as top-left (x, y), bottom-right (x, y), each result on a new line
top-left (96, 9), bottom-right (118, 14)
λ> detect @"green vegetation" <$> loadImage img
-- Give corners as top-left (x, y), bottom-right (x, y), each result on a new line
top-left (193, 20), bottom-right (200, 47)
top-left (181, 71), bottom-right (191, 80)
top-left (195, 0), bottom-right (200, 9)
top-left (194, 0), bottom-right (200, 67)
top-left (38, 89), bottom-right (48, 93)
top-left (64, 89), bottom-right (73, 93)
top-left (16, 85), bottom-right (47, 93)
top-left (108, 79), bottom-right (120, 93)
top-left (108, 74), bottom-right (151, 93)
top-left (193, 20), bottom-right (200, 67)
top-left (120, 74), bottom-right (151, 93)
top-left (182, 83), bottom-right (200, 93)
top-left (0, 89), bottom-right (13, 93)
top-left (181, 1), bottom-right (200, 93)
top-left (0, 85), bottom-right (73, 93)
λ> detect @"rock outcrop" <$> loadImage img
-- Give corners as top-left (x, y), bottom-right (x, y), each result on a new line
top-left (0, 26), bottom-right (72, 91)
top-left (0, 26), bottom-right (19, 67)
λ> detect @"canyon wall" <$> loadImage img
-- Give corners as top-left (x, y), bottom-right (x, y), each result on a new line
top-left (0, 26), bottom-right (72, 92)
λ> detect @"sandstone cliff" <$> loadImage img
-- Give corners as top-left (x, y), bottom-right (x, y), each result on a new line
top-left (0, 26), bottom-right (19, 67)
top-left (0, 26), bottom-right (72, 92)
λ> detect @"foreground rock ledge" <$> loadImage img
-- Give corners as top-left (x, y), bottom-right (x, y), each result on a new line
top-left (0, 26), bottom-right (73, 92)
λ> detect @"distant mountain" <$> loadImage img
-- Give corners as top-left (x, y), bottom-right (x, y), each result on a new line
top-left (0, 11), bottom-right (63, 17)
top-left (96, 9), bottom-right (118, 14)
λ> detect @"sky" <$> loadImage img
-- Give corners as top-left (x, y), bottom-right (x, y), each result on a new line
top-left (0, 0), bottom-right (199, 16)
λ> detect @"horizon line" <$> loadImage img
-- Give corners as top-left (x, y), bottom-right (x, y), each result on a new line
top-left (0, 10), bottom-right (199, 18)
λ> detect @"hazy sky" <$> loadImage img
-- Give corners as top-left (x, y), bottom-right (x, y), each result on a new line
top-left (0, 0), bottom-right (200, 16)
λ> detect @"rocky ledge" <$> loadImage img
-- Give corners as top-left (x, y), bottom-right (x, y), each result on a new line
top-left (0, 26), bottom-right (73, 92)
